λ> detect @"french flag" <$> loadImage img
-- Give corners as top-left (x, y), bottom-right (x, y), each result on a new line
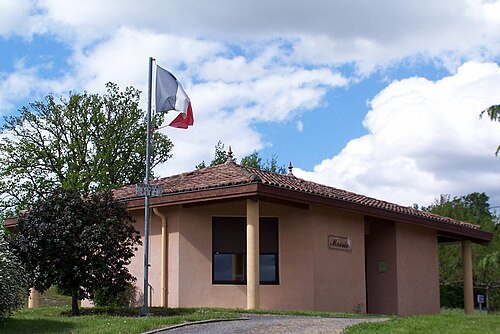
top-left (155, 65), bottom-right (194, 129)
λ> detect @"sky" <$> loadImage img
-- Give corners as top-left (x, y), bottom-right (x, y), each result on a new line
top-left (1, 0), bottom-right (500, 208)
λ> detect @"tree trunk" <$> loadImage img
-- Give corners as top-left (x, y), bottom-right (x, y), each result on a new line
top-left (486, 287), bottom-right (490, 313)
top-left (71, 292), bottom-right (80, 316)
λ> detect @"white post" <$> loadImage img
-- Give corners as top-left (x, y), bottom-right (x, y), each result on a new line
top-left (28, 288), bottom-right (39, 308)
top-left (153, 207), bottom-right (168, 307)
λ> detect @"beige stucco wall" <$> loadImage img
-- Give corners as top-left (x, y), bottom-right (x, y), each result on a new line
top-left (178, 201), bottom-right (247, 308)
top-left (364, 218), bottom-right (440, 315)
top-left (129, 199), bottom-right (366, 312)
top-left (396, 223), bottom-right (440, 315)
top-left (365, 219), bottom-right (398, 314)
top-left (128, 207), bottom-right (180, 307)
top-left (310, 205), bottom-right (366, 313)
top-left (127, 199), bottom-right (439, 315)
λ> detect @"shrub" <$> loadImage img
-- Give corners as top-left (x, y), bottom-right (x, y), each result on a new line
top-left (92, 283), bottom-right (137, 307)
top-left (0, 228), bottom-right (27, 319)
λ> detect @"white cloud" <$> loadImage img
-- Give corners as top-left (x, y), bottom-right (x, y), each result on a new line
top-left (0, 0), bottom-right (34, 37)
top-left (295, 62), bottom-right (500, 207)
top-left (296, 120), bottom-right (304, 132)
top-left (2, 1), bottom-right (497, 70)
top-left (0, 59), bottom-right (76, 114)
top-left (69, 27), bottom-right (223, 94)
top-left (2, 0), bottom-right (500, 206)
top-left (20, 1), bottom-right (498, 71)
top-left (55, 26), bottom-right (347, 176)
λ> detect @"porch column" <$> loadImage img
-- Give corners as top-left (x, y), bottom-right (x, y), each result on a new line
top-left (246, 198), bottom-right (260, 309)
top-left (462, 240), bottom-right (474, 314)
top-left (28, 288), bottom-right (39, 308)
top-left (153, 208), bottom-right (168, 307)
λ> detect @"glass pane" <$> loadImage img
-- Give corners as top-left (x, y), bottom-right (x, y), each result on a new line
top-left (213, 253), bottom-right (245, 282)
top-left (260, 254), bottom-right (276, 282)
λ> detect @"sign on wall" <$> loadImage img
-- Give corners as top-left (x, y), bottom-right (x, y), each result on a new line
top-left (328, 235), bottom-right (352, 251)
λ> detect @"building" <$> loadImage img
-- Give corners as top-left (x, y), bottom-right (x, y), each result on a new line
top-left (113, 152), bottom-right (493, 315)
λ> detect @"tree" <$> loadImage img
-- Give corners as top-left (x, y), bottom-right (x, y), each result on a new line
top-left (10, 187), bottom-right (141, 316)
top-left (481, 104), bottom-right (500, 155)
top-left (241, 151), bottom-right (287, 174)
top-left (195, 161), bottom-right (207, 170)
top-left (0, 83), bottom-right (173, 216)
top-left (240, 150), bottom-right (262, 168)
top-left (210, 140), bottom-right (228, 166)
top-left (195, 141), bottom-right (227, 169)
top-left (261, 154), bottom-right (287, 174)
top-left (198, 142), bottom-right (287, 174)
top-left (0, 228), bottom-right (27, 319)
top-left (424, 192), bottom-right (500, 311)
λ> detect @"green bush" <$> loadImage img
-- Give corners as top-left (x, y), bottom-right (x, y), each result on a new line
top-left (0, 228), bottom-right (27, 319)
top-left (441, 285), bottom-right (500, 312)
top-left (479, 288), bottom-right (500, 312)
top-left (491, 289), bottom-right (500, 312)
top-left (92, 283), bottom-right (137, 307)
top-left (440, 285), bottom-right (463, 309)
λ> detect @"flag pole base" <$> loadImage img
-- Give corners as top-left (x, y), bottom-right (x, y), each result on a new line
top-left (139, 306), bottom-right (149, 317)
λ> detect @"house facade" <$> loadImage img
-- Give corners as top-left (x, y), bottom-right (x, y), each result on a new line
top-left (113, 155), bottom-right (492, 315)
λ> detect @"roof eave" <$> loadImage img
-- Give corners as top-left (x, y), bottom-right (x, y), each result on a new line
top-left (120, 182), bottom-right (493, 244)
top-left (254, 184), bottom-right (493, 244)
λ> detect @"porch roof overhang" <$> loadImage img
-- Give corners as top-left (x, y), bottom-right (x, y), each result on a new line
top-left (116, 162), bottom-right (493, 245)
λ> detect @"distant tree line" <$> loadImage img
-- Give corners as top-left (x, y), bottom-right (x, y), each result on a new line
top-left (422, 192), bottom-right (500, 312)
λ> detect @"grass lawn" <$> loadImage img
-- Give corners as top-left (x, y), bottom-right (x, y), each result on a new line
top-left (38, 286), bottom-right (72, 308)
top-left (0, 307), bottom-right (239, 334)
top-left (345, 309), bottom-right (500, 334)
top-left (1, 307), bottom-right (499, 334)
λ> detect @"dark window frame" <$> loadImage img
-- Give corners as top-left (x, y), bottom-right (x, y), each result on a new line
top-left (212, 216), bottom-right (279, 285)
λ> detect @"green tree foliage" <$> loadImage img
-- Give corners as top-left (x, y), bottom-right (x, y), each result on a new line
top-left (196, 141), bottom-right (227, 169)
top-left (424, 193), bottom-right (500, 311)
top-left (262, 154), bottom-right (287, 174)
top-left (481, 104), bottom-right (500, 155)
top-left (0, 83), bottom-right (173, 216)
top-left (195, 161), bottom-right (207, 170)
top-left (92, 282), bottom-right (137, 307)
top-left (240, 150), bottom-right (262, 168)
top-left (210, 140), bottom-right (228, 166)
top-left (10, 187), bottom-right (141, 316)
top-left (0, 228), bottom-right (27, 319)
top-left (195, 141), bottom-right (227, 169)
top-left (198, 142), bottom-right (287, 174)
top-left (241, 151), bottom-right (287, 174)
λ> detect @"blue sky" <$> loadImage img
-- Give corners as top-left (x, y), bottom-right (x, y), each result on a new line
top-left (1, 0), bottom-right (500, 207)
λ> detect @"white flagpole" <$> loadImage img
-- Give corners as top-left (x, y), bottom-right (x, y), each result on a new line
top-left (140, 56), bottom-right (154, 316)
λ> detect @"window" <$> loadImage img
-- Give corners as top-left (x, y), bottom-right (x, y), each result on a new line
top-left (212, 217), bottom-right (279, 284)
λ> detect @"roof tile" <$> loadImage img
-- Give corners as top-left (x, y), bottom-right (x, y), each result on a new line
top-left (114, 162), bottom-right (480, 231)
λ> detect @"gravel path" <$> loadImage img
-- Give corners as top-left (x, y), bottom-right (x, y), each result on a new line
top-left (150, 314), bottom-right (387, 334)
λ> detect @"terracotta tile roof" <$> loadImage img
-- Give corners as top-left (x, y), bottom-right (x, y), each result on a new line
top-left (114, 161), bottom-right (482, 232)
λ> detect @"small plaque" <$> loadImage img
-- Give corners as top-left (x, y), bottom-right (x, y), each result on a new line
top-left (150, 185), bottom-right (162, 197)
top-left (378, 260), bottom-right (387, 273)
top-left (136, 183), bottom-right (162, 197)
top-left (136, 183), bottom-right (147, 196)
top-left (328, 235), bottom-right (352, 251)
